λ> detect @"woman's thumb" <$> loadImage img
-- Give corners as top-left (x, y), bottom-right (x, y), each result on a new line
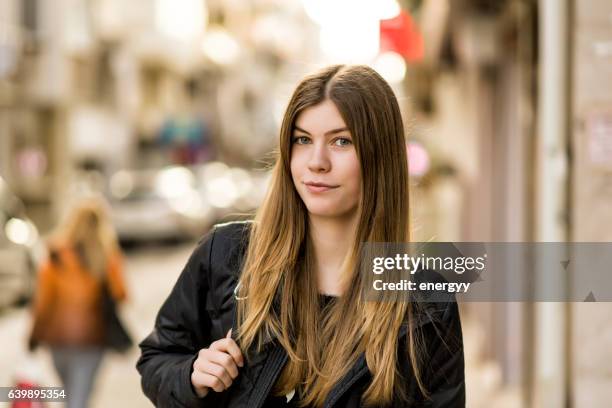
top-left (226, 328), bottom-right (232, 338)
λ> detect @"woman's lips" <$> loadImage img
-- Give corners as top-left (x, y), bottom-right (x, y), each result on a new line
top-left (304, 182), bottom-right (339, 193)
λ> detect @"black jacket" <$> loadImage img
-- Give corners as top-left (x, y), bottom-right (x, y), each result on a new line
top-left (137, 221), bottom-right (465, 408)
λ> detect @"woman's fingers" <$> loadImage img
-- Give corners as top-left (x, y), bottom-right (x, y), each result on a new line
top-left (191, 369), bottom-right (226, 393)
top-left (194, 360), bottom-right (234, 388)
top-left (190, 330), bottom-right (245, 396)
top-left (209, 336), bottom-right (244, 368)
top-left (203, 349), bottom-right (240, 379)
top-left (192, 350), bottom-right (238, 395)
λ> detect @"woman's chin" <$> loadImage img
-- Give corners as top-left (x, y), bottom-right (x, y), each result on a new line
top-left (305, 204), bottom-right (356, 219)
top-left (304, 204), bottom-right (338, 218)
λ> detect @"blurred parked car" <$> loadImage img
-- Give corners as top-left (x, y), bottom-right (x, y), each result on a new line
top-left (0, 178), bottom-right (43, 310)
top-left (107, 162), bottom-right (271, 243)
top-left (193, 161), bottom-right (271, 220)
top-left (107, 166), bottom-right (215, 243)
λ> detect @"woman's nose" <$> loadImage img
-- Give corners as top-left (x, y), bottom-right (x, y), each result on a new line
top-left (307, 143), bottom-right (331, 173)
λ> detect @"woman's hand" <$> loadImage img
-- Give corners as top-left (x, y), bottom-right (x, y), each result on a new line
top-left (191, 329), bottom-right (244, 398)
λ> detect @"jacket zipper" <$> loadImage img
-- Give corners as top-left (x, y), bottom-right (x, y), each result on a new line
top-left (249, 346), bottom-right (289, 408)
top-left (241, 318), bottom-right (415, 407)
top-left (323, 326), bottom-right (411, 407)
top-left (324, 366), bottom-right (369, 408)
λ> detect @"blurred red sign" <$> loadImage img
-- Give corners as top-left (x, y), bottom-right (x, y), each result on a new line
top-left (380, 10), bottom-right (424, 63)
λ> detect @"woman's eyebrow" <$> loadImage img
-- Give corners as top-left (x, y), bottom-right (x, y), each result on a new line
top-left (293, 126), bottom-right (350, 136)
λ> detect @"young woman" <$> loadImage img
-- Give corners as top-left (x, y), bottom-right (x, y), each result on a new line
top-left (30, 197), bottom-right (128, 408)
top-left (137, 65), bottom-right (465, 407)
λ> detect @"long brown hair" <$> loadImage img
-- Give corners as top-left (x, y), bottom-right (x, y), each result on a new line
top-left (235, 65), bottom-right (426, 407)
top-left (52, 196), bottom-right (119, 278)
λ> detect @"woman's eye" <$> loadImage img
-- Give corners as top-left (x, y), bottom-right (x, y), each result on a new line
top-left (293, 136), bottom-right (310, 144)
top-left (334, 137), bottom-right (352, 146)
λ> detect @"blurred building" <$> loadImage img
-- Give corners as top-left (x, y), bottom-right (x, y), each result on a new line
top-left (408, 0), bottom-right (612, 407)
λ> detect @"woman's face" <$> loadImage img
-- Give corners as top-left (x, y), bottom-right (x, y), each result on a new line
top-left (290, 99), bottom-right (362, 219)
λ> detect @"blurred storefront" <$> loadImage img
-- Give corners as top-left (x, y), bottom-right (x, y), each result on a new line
top-left (417, 0), bottom-right (612, 406)
top-left (569, 0), bottom-right (612, 406)
top-left (409, 0), bottom-right (612, 406)
top-left (405, 1), bottom-right (538, 405)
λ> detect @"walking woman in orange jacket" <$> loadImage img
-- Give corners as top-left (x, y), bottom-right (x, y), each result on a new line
top-left (29, 197), bottom-right (127, 408)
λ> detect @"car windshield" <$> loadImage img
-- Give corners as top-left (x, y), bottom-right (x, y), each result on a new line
top-left (121, 188), bottom-right (162, 202)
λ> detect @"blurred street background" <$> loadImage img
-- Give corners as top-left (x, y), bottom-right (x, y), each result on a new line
top-left (1, 0), bottom-right (612, 407)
